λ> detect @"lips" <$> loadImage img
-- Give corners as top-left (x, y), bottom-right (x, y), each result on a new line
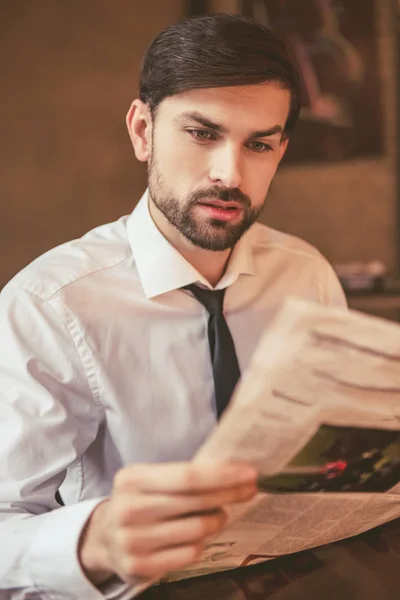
top-left (196, 201), bottom-right (242, 222)
top-left (197, 199), bottom-right (241, 210)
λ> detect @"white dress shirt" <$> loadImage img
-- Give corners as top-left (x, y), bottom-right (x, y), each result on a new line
top-left (0, 191), bottom-right (346, 599)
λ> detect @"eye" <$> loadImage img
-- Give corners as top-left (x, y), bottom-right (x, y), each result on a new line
top-left (187, 128), bottom-right (215, 141)
top-left (248, 141), bottom-right (272, 153)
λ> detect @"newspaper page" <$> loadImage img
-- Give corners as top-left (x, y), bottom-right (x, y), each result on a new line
top-left (162, 297), bottom-right (400, 583)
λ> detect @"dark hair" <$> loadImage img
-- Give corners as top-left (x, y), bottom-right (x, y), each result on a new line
top-left (139, 13), bottom-right (302, 137)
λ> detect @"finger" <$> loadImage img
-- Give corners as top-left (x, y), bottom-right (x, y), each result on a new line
top-left (116, 543), bottom-right (205, 582)
top-left (114, 462), bottom-right (257, 494)
top-left (117, 510), bottom-right (227, 553)
top-left (115, 483), bottom-right (257, 525)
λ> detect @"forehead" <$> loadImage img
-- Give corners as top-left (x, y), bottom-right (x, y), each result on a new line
top-left (157, 83), bottom-right (291, 132)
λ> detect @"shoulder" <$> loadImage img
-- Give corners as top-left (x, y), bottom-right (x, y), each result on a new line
top-left (250, 222), bottom-right (325, 263)
top-left (248, 223), bottom-right (346, 308)
top-left (4, 216), bottom-right (132, 301)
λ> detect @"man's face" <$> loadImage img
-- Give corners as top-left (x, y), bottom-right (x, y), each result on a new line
top-left (146, 83), bottom-right (290, 251)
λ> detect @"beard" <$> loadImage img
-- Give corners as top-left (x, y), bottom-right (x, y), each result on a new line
top-left (148, 154), bottom-right (264, 252)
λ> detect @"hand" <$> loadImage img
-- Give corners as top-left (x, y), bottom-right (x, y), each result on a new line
top-left (79, 461), bottom-right (258, 586)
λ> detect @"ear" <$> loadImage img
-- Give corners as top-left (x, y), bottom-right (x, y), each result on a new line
top-left (126, 99), bottom-right (152, 162)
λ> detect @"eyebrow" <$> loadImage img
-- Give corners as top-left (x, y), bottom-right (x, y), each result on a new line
top-left (247, 125), bottom-right (284, 139)
top-left (176, 111), bottom-right (284, 138)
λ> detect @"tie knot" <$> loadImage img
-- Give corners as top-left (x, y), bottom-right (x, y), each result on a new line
top-left (185, 284), bottom-right (225, 315)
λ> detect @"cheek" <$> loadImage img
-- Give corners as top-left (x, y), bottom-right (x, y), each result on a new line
top-left (156, 136), bottom-right (204, 178)
top-left (245, 158), bottom-right (279, 199)
top-left (152, 137), bottom-right (208, 199)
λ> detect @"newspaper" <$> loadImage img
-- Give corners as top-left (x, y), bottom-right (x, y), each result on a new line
top-left (162, 297), bottom-right (400, 583)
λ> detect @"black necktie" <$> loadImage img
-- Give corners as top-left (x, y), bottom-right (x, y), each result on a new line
top-left (185, 284), bottom-right (240, 418)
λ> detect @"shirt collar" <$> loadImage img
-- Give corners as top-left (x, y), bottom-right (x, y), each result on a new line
top-left (127, 190), bottom-right (256, 298)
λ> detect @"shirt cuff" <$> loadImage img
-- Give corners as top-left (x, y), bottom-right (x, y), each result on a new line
top-left (99, 577), bottom-right (151, 600)
top-left (28, 498), bottom-right (154, 600)
top-left (28, 498), bottom-right (114, 599)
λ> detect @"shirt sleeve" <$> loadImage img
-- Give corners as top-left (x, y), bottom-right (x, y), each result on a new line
top-left (0, 282), bottom-right (124, 599)
top-left (317, 258), bottom-right (348, 308)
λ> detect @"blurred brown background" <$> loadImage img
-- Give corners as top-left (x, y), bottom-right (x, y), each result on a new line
top-left (0, 0), bottom-right (398, 290)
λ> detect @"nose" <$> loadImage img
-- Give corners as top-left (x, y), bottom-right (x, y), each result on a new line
top-left (208, 143), bottom-right (243, 189)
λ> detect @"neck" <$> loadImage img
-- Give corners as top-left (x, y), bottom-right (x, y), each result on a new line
top-left (149, 199), bottom-right (231, 287)
top-left (179, 245), bottom-right (231, 288)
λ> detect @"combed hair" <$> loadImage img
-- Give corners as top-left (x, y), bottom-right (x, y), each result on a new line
top-left (139, 13), bottom-right (302, 136)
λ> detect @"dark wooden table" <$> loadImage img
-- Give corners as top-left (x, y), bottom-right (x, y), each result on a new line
top-left (140, 518), bottom-right (400, 599)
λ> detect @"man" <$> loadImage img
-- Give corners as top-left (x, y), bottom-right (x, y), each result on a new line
top-left (0, 13), bottom-right (346, 600)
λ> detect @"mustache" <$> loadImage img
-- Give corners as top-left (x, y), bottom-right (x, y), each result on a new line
top-left (189, 186), bottom-right (251, 208)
